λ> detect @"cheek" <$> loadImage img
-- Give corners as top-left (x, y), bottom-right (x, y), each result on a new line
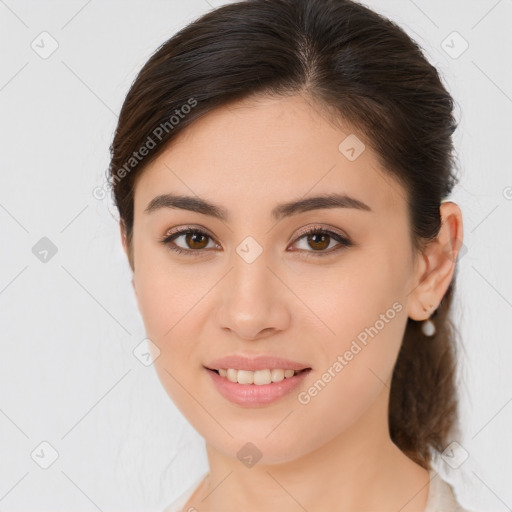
top-left (132, 250), bottom-right (211, 402)
top-left (287, 246), bottom-right (408, 352)
top-left (135, 272), bottom-right (202, 422)
top-left (294, 243), bottom-right (409, 415)
top-left (133, 244), bottom-right (208, 339)
top-left (291, 303), bottom-right (408, 456)
top-left (135, 274), bottom-right (177, 339)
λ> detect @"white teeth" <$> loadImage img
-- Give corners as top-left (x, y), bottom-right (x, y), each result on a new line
top-left (216, 368), bottom-right (302, 385)
top-left (237, 370), bottom-right (254, 385)
top-left (226, 368), bottom-right (238, 383)
top-left (271, 369), bottom-right (285, 382)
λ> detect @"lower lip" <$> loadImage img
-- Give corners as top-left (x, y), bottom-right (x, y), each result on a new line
top-left (205, 368), bottom-right (311, 407)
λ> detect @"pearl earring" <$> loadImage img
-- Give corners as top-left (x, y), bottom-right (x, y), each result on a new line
top-left (421, 304), bottom-right (436, 337)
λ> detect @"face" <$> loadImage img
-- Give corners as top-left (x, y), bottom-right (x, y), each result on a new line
top-left (126, 93), bottom-right (421, 465)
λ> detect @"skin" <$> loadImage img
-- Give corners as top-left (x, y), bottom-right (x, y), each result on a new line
top-left (121, 93), bottom-right (463, 512)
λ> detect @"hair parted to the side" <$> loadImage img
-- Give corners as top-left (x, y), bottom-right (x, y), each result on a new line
top-left (108, 0), bottom-right (461, 470)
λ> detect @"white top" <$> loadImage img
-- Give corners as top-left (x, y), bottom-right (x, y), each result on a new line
top-left (163, 469), bottom-right (473, 512)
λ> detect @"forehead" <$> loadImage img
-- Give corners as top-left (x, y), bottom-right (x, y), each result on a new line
top-left (133, 94), bottom-right (407, 220)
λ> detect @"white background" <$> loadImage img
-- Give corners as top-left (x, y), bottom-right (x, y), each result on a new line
top-left (1, 0), bottom-right (511, 510)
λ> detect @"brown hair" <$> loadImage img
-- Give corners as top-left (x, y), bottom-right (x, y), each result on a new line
top-left (109, 0), bottom-right (461, 469)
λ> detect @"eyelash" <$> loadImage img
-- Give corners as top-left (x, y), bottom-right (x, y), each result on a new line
top-left (159, 225), bottom-right (353, 258)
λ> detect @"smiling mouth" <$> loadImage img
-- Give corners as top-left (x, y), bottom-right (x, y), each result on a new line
top-left (206, 367), bottom-right (311, 385)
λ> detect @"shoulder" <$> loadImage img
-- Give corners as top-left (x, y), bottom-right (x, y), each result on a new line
top-left (424, 470), bottom-right (476, 512)
top-left (162, 473), bottom-right (208, 512)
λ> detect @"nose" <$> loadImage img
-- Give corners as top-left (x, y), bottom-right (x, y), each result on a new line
top-left (214, 251), bottom-right (291, 341)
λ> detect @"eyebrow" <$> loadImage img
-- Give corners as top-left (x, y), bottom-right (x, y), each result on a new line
top-left (144, 192), bottom-right (372, 222)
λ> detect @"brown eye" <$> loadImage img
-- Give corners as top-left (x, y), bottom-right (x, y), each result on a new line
top-left (184, 231), bottom-right (209, 250)
top-left (291, 227), bottom-right (353, 257)
top-left (160, 228), bottom-right (218, 255)
top-left (305, 232), bottom-right (331, 251)
top-left (160, 226), bottom-right (352, 258)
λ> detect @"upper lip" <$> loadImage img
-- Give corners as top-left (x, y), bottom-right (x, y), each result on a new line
top-left (204, 354), bottom-right (311, 372)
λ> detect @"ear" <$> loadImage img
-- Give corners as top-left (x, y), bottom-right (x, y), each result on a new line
top-left (408, 201), bottom-right (464, 321)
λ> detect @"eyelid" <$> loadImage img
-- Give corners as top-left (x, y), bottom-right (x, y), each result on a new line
top-left (160, 225), bottom-right (220, 252)
top-left (291, 224), bottom-right (351, 244)
top-left (162, 223), bottom-right (350, 243)
top-left (163, 224), bottom-right (215, 240)
top-left (160, 223), bottom-right (353, 256)
top-left (288, 225), bottom-right (353, 257)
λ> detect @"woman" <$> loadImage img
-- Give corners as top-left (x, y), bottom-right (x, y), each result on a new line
top-left (108, 0), bottom-right (473, 510)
